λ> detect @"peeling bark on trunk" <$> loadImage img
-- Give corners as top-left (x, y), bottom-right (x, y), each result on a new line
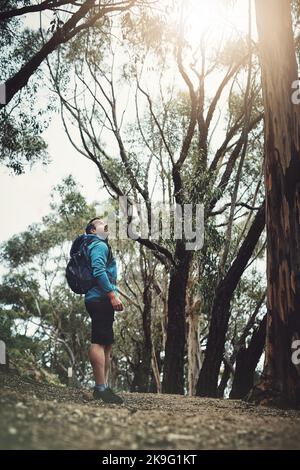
top-left (248, 0), bottom-right (300, 407)
top-left (151, 348), bottom-right (161, 393)
top-left (187, 311), bottom-right (201, 396)
top-left (186, 290), bottom-right (202, 396)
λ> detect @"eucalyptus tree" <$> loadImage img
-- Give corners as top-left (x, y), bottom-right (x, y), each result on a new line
top-left (246, 0), bottom-right (300, 408)
top-left (0, 1), bottom-right (155, 173)
top-left (49, 0), bottom-right (267, 395)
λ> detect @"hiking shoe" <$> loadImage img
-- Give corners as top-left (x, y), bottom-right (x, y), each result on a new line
top-left (93, 387), bottom-right (124, 404)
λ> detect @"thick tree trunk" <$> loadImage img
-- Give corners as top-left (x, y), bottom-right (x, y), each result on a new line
top-left (196, 203), bottom-right (265, 397)
top-left (162, 241), bottom-right (193, 394)
top-left (247, 0), bottom-right (300, 407)
top-left (230, 314), bottom-right (267, 399)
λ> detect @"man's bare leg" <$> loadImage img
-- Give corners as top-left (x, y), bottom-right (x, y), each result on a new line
top-left (89, 343), bottom-right (106, 385)
top-left (104, 344), bottom-right (112, 385)
top-left (90, 343), bottom-right (123, 403)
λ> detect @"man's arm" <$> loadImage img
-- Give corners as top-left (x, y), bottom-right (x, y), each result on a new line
top-left (89, 242), bottom-right (123, 311)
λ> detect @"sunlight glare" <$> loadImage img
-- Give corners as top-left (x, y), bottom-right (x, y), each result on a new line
top-left (183, 0), bottom-right (255, 45)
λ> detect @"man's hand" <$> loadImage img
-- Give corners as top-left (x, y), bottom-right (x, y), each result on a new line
top-left (107, 291), bottom-right (124, 311)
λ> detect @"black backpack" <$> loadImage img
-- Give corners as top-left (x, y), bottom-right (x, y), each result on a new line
top-left (66, 235), bottom-right (113, 294)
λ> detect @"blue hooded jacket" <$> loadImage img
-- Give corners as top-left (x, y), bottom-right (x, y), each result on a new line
top-left (84, 234), bottom-right (118, 303)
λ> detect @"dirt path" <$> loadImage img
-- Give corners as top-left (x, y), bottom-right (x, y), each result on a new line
top-left (1, 371), bottom-right (300, 450)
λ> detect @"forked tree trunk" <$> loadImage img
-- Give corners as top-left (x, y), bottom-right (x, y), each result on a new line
top-left (248, 0), bottom-right (300, 407)
top-left (196, 203), bottom-right (265, 397)
top-left (230, 314), bottom-right (267, 399)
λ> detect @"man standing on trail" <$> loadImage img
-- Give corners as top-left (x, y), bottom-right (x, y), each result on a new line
top-left (84, 217), bottom-right (124, 404)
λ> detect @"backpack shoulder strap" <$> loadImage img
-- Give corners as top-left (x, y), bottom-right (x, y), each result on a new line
top-left (84, 237), bottom-right (98, 247)
top-left (107, 243), bottom-right (113, 265)
top-left (85, 237), bottom-right (113, 267)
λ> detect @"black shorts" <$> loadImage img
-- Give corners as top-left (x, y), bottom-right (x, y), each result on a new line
top-left (85, 299), bottom-right (115, 345)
